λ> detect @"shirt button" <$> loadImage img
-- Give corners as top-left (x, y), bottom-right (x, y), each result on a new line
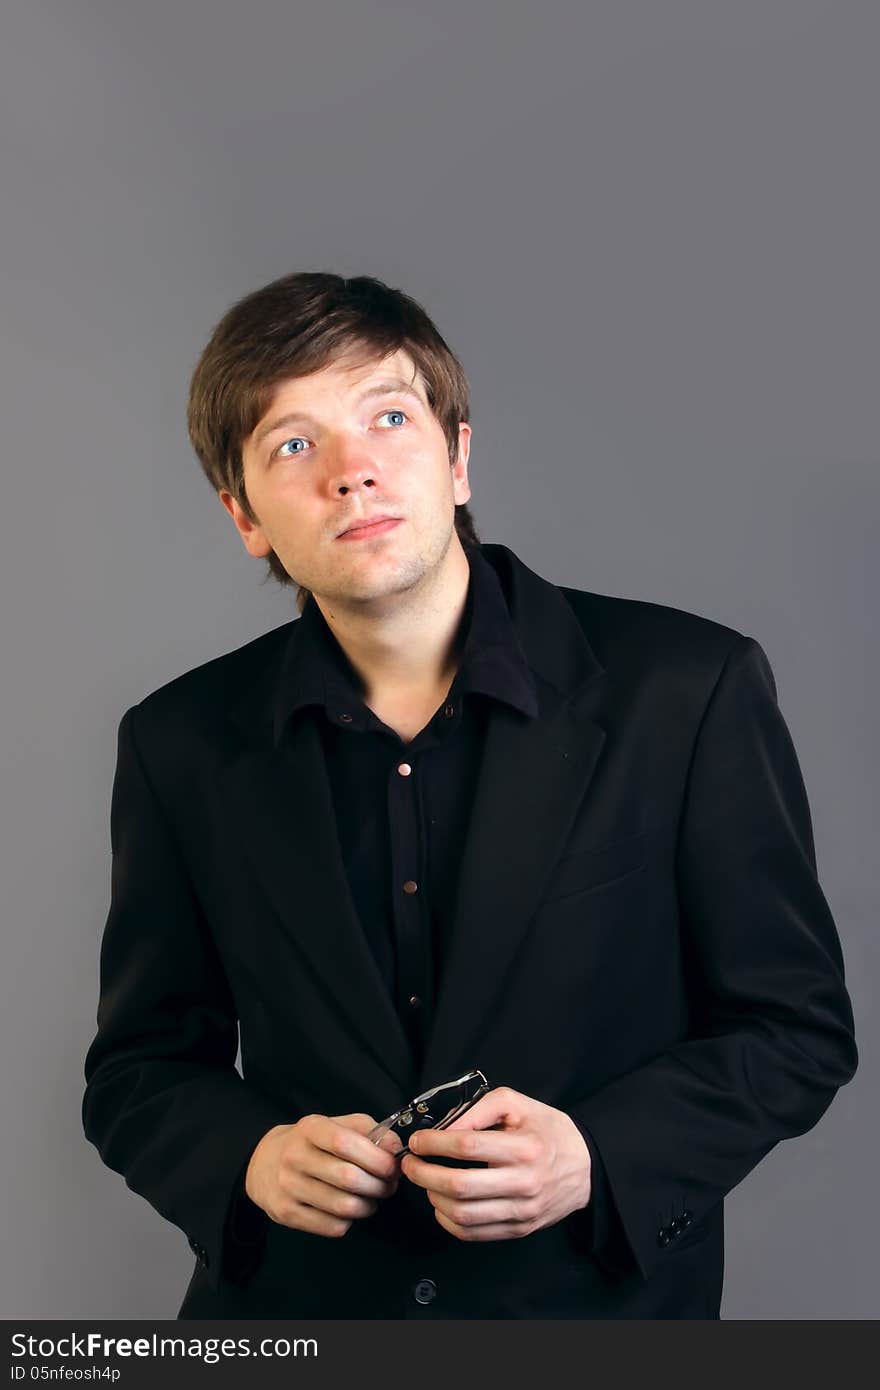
top-left (338, 713), bottom-right (353, 723)
top-left (409, 995), bottom-right (422, 1009)
top-left (397, 762), bottom-right (412, 776)
top-left (402, 880), bottom-right (418, 894)
top-left (443, 703), bottom-right (454, 718)
top-left (413, 1278), bottom-right (437, 1305)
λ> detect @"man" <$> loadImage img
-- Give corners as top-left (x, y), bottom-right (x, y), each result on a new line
top-left (82, 272), bottom-right (858, 1319)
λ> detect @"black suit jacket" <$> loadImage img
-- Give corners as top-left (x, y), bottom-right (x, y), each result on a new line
top-left (82, 542), bottom-right (858, 1319)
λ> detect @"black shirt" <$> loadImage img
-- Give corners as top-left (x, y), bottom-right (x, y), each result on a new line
top-left (225, 544), bottom-right (631, 1279)
top-left (284, 541), bottom-right (539, 1067)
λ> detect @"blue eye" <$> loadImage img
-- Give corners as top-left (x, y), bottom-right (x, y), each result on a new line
top-left (275, 437), bottom-right (307, 458)
top-left (380, 409), bottom-right (408, 427)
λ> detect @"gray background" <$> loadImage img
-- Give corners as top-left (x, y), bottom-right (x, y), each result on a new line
top-left (1, 0), bottom-right (875, 1319)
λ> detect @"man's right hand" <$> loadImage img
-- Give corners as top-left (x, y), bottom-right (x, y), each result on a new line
top-left (244, 1113), bottom-right (401, 1238)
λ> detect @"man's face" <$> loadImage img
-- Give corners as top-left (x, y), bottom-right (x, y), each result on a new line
top-left (220, 346), bottom-right (471, 609)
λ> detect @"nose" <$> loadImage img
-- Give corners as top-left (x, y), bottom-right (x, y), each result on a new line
top-left (325, 435), bottom-right (383, 496)
top-left (337, 473), bottom-right (377, 496)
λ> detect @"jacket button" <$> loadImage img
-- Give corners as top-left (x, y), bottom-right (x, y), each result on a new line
top-left (657, 1228), bottom-right (671, 1247)
top-left (413, 1278), bottom-right (437, 1305)
top-left (681, 1210), bottom-right (693, 1227)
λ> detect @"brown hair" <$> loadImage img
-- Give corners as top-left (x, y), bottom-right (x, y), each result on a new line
top-left (187, 271), bottom-right (480, 612)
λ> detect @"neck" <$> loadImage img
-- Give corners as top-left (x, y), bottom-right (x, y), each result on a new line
top-left (312, 538), bottom-right (472, 702)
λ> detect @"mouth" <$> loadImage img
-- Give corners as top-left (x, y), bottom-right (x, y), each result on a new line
top-left (336, 516), bottom-right (403, 541)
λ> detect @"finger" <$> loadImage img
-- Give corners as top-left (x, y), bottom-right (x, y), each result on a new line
top-left (299, 1147), bottom-right (399, 1199)
top-left (407, 1128), bottom-right (535, 1164)
top-left (401, 1153), bottom-right (532, 1200)
top-left (429, 1192), bottom-right (534, 1226)
top-left (375, 1129), bottom-right (406, 1159)
top-left (309, 1117), bottom-right (399, 1180)
top-left (330, 1113), bottom-right (404, 1168)
top-left (275, 1199), bottom-right (352, 1238)
top-left (332, 1113), bottom-right (382, 1135)
top-left (442, 1086), bottom-right (527, 1133)
top-left (288, 1171), bottom-right (380, 1222)
top-left (434, 1208), bottom-right (530, 1242)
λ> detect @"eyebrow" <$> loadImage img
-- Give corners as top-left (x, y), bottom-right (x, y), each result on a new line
top-left (251, 378), bottom-right (426, 451)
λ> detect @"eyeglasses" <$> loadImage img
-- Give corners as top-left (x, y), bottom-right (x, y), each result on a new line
top-left (367, 1069), bottom-right (489, 1157)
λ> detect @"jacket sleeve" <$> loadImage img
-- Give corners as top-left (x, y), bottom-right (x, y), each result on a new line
top-left (82, 704), bottom-right (293, 1292)
top-left (565, 634), bottom-right (858, 1284)
top-left (567, 1119), bottom-right (639, 1277)
top-left (223, 1156), bottom-right (273, 1283)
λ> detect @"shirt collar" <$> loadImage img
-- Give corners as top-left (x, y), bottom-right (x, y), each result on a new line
top-left (284, 544), bottom-right (540, 726)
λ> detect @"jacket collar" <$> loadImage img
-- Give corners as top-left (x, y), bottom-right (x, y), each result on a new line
top-left (247, 543), bottom-right (600, 747)
top-left (275, 542), bottom-right (540, 735)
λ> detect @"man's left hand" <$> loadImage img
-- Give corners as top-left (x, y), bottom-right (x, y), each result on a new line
top-left (400, 1085), bottom-right (591, 1241)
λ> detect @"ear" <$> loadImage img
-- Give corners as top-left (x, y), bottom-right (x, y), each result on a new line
top-left (452, 422), bottom-right (472, 506)
top-left (218, 489), bottom-right (272, 559)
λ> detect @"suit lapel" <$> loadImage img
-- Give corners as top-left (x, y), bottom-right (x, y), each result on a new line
top-left (216, 544), bottom-right (607, 1105)
top-left (418, 545), bottom-right (608, 1087)
top-left (418, 686), bottom-right (607, 1089)
top-left (217, 721), bottom-right (417, 1094)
